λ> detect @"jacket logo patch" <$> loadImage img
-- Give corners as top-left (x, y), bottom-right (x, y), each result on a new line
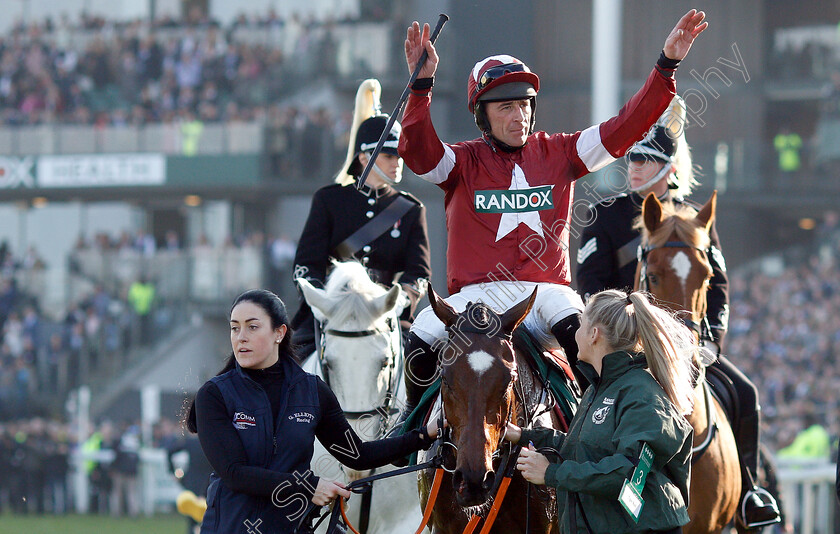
top-left (289, 411), bottom-right (315, 424)
top-left (474, 185), bottom-right (554, 214)
top-left (602, 397), bottom-right (615, 405)
top-left (233, 412), bottom-right (256, 429)
top-left (592, 406), bottom-right (610, 424)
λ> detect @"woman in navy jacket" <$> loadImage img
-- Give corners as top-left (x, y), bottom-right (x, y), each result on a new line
top-left (186, 289), bottom-right (439, 533)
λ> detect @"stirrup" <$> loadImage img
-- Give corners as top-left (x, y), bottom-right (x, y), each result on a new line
top-left (739, 487), bottom-right (781, 529)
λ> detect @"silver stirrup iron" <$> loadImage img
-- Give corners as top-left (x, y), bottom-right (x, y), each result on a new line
top-left (740, 487), bottom-right (781, 529)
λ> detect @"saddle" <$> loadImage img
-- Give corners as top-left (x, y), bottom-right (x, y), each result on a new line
top-left (704, 362), bottom-right (740, 428)
top-left (511, 328), bottom-right (580, 424)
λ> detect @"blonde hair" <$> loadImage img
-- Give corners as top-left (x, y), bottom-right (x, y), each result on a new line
top-left (665, 95), bottom-right (699, 198)
top-left (585, 290), bottom-right (696, 415)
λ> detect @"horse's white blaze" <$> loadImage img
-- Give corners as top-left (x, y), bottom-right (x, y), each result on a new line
top-left (468, 350), bottom-right (495, 376)
top-left (670, 251), bottom-right (692, 292)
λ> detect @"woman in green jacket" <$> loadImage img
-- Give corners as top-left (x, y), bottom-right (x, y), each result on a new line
top-left (506, 290), bottom-right (695, 533)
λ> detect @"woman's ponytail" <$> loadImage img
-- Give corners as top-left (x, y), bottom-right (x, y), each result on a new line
top-left (585, 290), bottom-right (695, 415)
top-left (628, 292), bottom-right (695, 415)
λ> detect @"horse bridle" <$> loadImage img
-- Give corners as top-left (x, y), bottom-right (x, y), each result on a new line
top-left (637, 240), bottom-right (712, 339)
top-left (318, 315), bottom-right (403, 434)
top-left (436, 372), bottom-right (516, 475)
top-left (639, 240), bottom-right (722, 463)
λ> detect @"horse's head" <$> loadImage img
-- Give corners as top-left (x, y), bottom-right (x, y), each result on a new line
top-left (636, 191), bottom-right (717, 338)
top-left (429, 287), bottom-right (536, 509)
top-left (297, 262), bottom-right (403, 425)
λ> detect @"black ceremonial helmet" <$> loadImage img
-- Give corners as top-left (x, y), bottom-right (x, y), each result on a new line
top-left (347, 115), bottom-right (402, 180)
top-left (335, 78), bottom-right (403, 186)
top-left (626, 95), bottom-right (697, 197)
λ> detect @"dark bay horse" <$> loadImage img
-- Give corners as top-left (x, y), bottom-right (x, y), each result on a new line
top-left (636, 191), bottom-right (741, 533)
top-left (415, 288), bottom-right (566, 534)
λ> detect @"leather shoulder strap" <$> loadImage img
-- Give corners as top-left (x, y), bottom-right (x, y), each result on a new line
top-left (333, 196), bottom-right (414, 260)
top-left (616, 236), bottom-right (642, 269)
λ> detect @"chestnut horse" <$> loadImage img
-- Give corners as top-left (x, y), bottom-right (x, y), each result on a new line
top-left (636, 191), bottom-right (741, 533)
top-left (414, 288), bottom-right (564, 534)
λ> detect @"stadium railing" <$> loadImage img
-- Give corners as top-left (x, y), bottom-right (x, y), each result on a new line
top-left (776, 458), bottom-right (836, 534)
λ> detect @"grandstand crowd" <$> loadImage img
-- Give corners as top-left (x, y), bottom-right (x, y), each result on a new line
top-left (727, 216), bottom-right (840, 452)
top-left (1, 8), bottom-right (353, 176)
top-left (0, 8), bottom-right (359, 125)
top-left (0, 239), bottom-right (137, 421)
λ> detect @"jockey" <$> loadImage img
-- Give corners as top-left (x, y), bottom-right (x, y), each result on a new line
top-left (576, 98), bottom-right (781, 528)
top-left (291, 79), bottom-right (431, 357)
top-left (395, 11), bottom-right (707, 431)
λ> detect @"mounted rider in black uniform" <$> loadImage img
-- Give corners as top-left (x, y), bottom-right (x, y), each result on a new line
top-left (576, 96), bottom-right (780, 529)
top-left (291, 79), bottom-right (432, 358)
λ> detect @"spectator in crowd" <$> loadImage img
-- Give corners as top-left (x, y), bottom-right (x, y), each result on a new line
top-left (773, 127), bottom-right (802, 173)
top-left (127, 276), bottom-right (155, 345)
top-left (168, 432), bottom-right (213, 533)
top-left (109, 421), bottom-right (142, 517)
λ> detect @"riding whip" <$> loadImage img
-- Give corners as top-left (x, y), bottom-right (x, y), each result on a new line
top-left (356, 13), bottom-right (449, 190)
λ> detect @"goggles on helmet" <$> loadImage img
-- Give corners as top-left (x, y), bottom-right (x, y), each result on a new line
top-left (477, 63), bottom-right (528, 93)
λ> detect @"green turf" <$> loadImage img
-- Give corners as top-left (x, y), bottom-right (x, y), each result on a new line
top-left (0, 513), bottom-right (187, 534)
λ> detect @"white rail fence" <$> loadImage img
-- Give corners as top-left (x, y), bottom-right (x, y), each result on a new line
top-left (775, 459), bottom-right (836, 534)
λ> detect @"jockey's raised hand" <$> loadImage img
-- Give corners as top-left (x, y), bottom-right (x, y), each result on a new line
top-left (663, 9), bottom-right (708, 61)
top-left (405, 21), bottom-right (439, 78)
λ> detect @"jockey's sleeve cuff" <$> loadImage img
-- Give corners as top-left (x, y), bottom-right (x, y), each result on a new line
top-left (411, 77), bottom-right (434, 94)
top-left (656, 50), bottom-right (680, 77)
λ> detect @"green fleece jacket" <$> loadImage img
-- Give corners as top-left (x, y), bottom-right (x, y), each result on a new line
top-left (520, 351), bottom-right (693, 533)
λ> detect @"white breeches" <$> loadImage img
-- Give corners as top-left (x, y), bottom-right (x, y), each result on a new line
top-left (411, 281), bottom-right (584, 350)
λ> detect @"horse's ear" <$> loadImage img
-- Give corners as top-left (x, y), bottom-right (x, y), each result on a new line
top-left (500, 288), bottom-right (537, 334)
top-left (428, 286), bottom-right (458, 327)
top-left (695, 190), bottom-right (717, 233)
top-left (297, 278), bottom-right (334, 319)
top-left (371, 284), bottom-right (402, 316)
top-left (642, 192), bottom-right (664, 233)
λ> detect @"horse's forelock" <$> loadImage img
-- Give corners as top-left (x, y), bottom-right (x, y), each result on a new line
top-left (323, 262), bottom-right (390, 325)
top-left (463, 301), bottom-right (498, 328)
top-left (636, 203), bottom-right (711, 250)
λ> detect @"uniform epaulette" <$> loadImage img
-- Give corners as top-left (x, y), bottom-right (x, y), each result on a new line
top-left (589, 192), bottom-right (629, 209)
top-left (398, 190), bottom-right (424, 206)
top-left (321, 183), bottom-right (346, 192)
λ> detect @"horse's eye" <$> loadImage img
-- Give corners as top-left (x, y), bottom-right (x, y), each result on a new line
top-left (648, 274), bottom-right (659, 285)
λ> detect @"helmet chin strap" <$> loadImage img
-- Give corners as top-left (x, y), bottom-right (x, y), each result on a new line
top-left (628, 163), bottom-right (671, 193)
top-left (371, 159), bottom-right (402, 186)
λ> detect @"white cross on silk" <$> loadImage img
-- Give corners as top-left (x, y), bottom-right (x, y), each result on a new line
top-left (495, 164), bottom-right (546, 242)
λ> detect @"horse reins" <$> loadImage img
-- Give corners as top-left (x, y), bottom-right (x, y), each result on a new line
top-left (314, 314), bottom-right (404, 534)
top-left (315, 384), bottom-right (522, 534)
top-left (319, 315), bottom-right (403, 436)
top-left (294, 454), bottom-right (445, 534)
top-left (639, 240), bottom-right (721, 464)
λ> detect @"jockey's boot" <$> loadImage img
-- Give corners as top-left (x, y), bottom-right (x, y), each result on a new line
top-left (735, 412), bottom-right (781, 529)
top-left (550, 313), bottom-right (589, 388)
top-left (391, 333), bottom-right (440, 466)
